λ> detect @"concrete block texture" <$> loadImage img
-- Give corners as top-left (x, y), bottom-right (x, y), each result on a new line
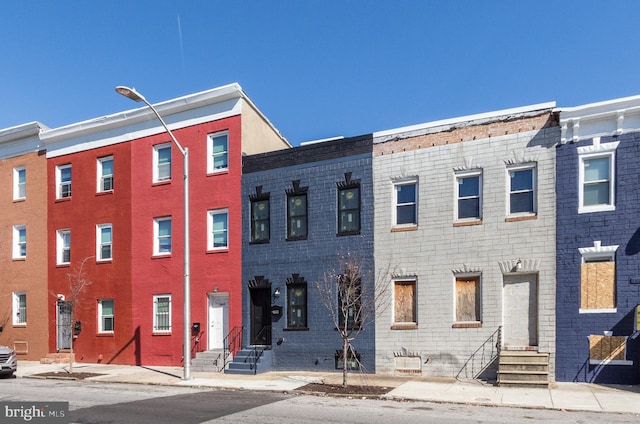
top-left (373, 117), bottom-right (558, 380)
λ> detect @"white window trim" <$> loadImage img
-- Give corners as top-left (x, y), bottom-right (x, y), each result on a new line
top-left (506, 163), bottom-right (537, 217)
top-left (97, 156), bottom-right (114, 192)
top-left (578, 240), bottom-right (618, 314)
top-left (96, 224), bottom-right (113, 261)
top-left (56, 229), bottom-right (71, 265)
top-left (13, 225), bottom-right (26, 259)
top-left (392, 279), bottom-right (418, 325)
top-left (13, 292), bottom-right (26, 326)
top-left (208, 208), bottom-right (229, 250)
top-left (392, 178), bottom-right (418, 228)
top-left (98, 299), bottom-right (114, 333)
top-left (455, 170), bottom-right (483, 222)
top-left (153, 143), bottom-right (172, 183)
top-left (578, 138), bottom-right (618, 214)
top-left (453, 272), bottom-right (482, 324)
top-left (153, 294), bottom-right (172, 333)
top-left (207, 131), bottom-right (229, 174)
top-left (153, 217), bottom-right (172, 256)
top-left (13, 166), bottom-right (26, 200)
top-left (56, 164), bottom-right (72, 199)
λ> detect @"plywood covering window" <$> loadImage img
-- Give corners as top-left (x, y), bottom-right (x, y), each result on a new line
top-left (589, 335), bottom-right (631, 365)
top-left (455, 276), bottom-right (481, 325)
top-left (581, 259), bottom-right (615, 310)
top-left (393, 280), bottom-right (416, 329)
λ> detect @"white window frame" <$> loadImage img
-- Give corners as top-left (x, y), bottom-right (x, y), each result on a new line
top-left (392, 279), bottom-right (418, 326)
top-left (56, 229), bottom-right (71, 265)
top-left (153, 295), bottom-right (172, 333)
top-left (96, 224), bottom-right (112, 261)
top-left (13, 166), bottom-right (26, 200)
top-left (578, 241), bottom-right (618, 314)
top-left (208, 209), bottom-right (229, 250)
top-left (97, 156), bottom-right (114, 192)
top-left (153, 143), bottom-right (172, 183)
top-left (455, 170), bottom-right (482, 222)
top-left (392, 178), bottom-right (418, 228)
top-left (578, 139), bottom-right (618, 214)
top-left (153, 217), bottom-right (172, 255)
top-left (453, 273), bottom-right (482, 324)
top-left (506, 163), bottom-right (537, 217)
top-left (13, 292), bottom-right (26, 326)
top-left (13, 225), bottom-right (27, 259)
top-left (56, 164), bottom-right (72, 199)
top-left (98, 299), bottom-right (114, 333)
top-left (207, 131), bottom-right (229, 173)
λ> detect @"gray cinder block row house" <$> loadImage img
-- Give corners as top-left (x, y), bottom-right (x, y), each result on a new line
top-left (240, 95), bottom-right (640, 385)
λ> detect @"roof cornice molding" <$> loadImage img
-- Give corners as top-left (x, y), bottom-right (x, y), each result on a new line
top-left (559, 94), bottom-right (640, 144)
top-left (0, 121), bottom-right (48, 159)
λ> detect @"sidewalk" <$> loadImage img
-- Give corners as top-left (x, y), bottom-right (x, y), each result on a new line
top-left (15, 361), bottom-right (640, 415)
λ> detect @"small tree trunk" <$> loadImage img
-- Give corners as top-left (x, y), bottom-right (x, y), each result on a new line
top-left (69, 321), bottom-right (74, 374)
top-left (342, 336), bottom-right (348, 388)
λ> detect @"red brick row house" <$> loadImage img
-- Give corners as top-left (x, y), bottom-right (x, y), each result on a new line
top-left (39, 84), bottom-right (289, 366)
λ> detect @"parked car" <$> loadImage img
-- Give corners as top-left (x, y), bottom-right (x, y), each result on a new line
top-left (0, 345), bottom-right (17, 377)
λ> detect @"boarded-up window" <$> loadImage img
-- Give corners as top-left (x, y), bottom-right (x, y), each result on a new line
top-left (394, 281), bottom-right (416, 323)
top-left (456, 276), bottom-right (480, 322)
top-left (589, 335), bottom-right (626, 361)
top-left (581, 259), bottom-right (615, 310)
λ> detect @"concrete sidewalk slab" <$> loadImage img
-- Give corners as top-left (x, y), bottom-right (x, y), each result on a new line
top-left (500, 387), bottom-right (553, 409)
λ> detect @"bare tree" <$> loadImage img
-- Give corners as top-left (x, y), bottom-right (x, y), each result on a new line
top-left (315, 251), bottom-right (391, 388)
top-left (61, 256), bottom-right (94, 373)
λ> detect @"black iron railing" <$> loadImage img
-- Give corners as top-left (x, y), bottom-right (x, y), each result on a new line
top-left (456, 326), bottom-right (502, 381)
top-left (221, 326), bottom-right (244, 371)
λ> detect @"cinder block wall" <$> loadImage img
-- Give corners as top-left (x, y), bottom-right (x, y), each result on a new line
top-left (374, 116), bottom-right (558, 379)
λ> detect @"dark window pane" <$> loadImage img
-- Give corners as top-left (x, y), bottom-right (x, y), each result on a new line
top-left (510, 192), bottom-right (534, 214)
top-left (396, 184), bottom-right (415, 204)
top-left (458, 198), bottom-right (480, 219)
top-left (510, 169), bottom-right (532, 191)
top-left (458, 176), bottom-right (479, 197)
top-left (397, 205), bottom-right (416, 224)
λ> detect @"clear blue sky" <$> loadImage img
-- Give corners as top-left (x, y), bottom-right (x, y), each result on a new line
top-left (1, 1), bottom-right (639, 146)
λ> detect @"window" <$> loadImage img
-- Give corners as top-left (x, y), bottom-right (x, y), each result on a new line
top-left (578, 139), bottom-right (618, 213)
top-left (287, 194), bottom-right (308, 240)
top-left (393, 180), bottom-right (417, 226)
top-left (455, 275), bottom-right (481, 324)
top-left (97, 224), bottom-right (112, 261)
top-left (13, 292), bottom-right (26, 325)
top-left (588, 335), bottom-right (632, 365)
top-left (508, 164), bottom-right (536, 216)
top-left (97, 156), bottom-right (114, 192)
top-left (13, 225), bottom-right (26, 259)
top-left (579, 241), bottom-right (618, 313)
top-left (393, 280), bottom-right (417, 328)
top-left (153, 144), bottom-right (172, 182)
top-left (98, 299), bottom-right (114, 333)
top-left (286, 275), bottom-right (307, 329)
top-left (56, 164), bottom-right (72, 199)
top-left (251, 198), bottom-right (270, 243)
top-left (456, 171), bottom-right (482, 221)
top-left (337, 273), bottom-right (362, 330)
top-left (208, 209), bottom-right (228, 250)
top-left (208, 132), bottom-right (228, 173)
top-left (13, 167), bottom-right (26, 200)
top-left (57, 229), bottom-right (71, 265)
top-left (338, 186), bottom-right (361, 235)
top-left (154, 217), bottom-right (172, 255)
top-left (153, 295), bottom-right (171, 332)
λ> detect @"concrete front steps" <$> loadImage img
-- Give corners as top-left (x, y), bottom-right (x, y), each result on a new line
top-left (225, 347), bottom-right (272, 375)
top-left (40, 351), bottom-right (75, 364)
top-left (498, 350), bottom-right (549, 388)
top-left (191, 349), bottom-right (226, 372)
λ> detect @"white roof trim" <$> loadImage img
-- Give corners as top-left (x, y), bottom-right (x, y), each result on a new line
top-left (0, 121), bottom-right (48, 159)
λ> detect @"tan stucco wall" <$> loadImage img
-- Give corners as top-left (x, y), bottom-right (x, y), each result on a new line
top-left (240, 99), bottom-right (291, 155)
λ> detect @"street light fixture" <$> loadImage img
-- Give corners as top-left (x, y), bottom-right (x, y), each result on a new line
top-left (115, 86), bottom-right (191, 380)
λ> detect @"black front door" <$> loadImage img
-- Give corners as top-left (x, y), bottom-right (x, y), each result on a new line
top-left (250, 287), bottom-right (271, 345)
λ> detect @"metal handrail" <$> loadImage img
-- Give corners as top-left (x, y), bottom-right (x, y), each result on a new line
top-left (221, 326), bottom-right (244, 372)
top-left (456, 326), bottom-right (502, 381)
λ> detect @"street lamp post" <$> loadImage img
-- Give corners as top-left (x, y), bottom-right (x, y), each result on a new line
top-left (115, 86), bottom-right (191, 380)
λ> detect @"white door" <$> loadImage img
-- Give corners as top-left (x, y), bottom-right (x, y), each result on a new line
top-left (503, 274), bottom-right (538, 348)
top-left (208, 294), bottom-right (228, 350)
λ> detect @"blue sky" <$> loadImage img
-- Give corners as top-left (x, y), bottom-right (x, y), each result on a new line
top-left (1, 1), bottom-right (639, 145)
